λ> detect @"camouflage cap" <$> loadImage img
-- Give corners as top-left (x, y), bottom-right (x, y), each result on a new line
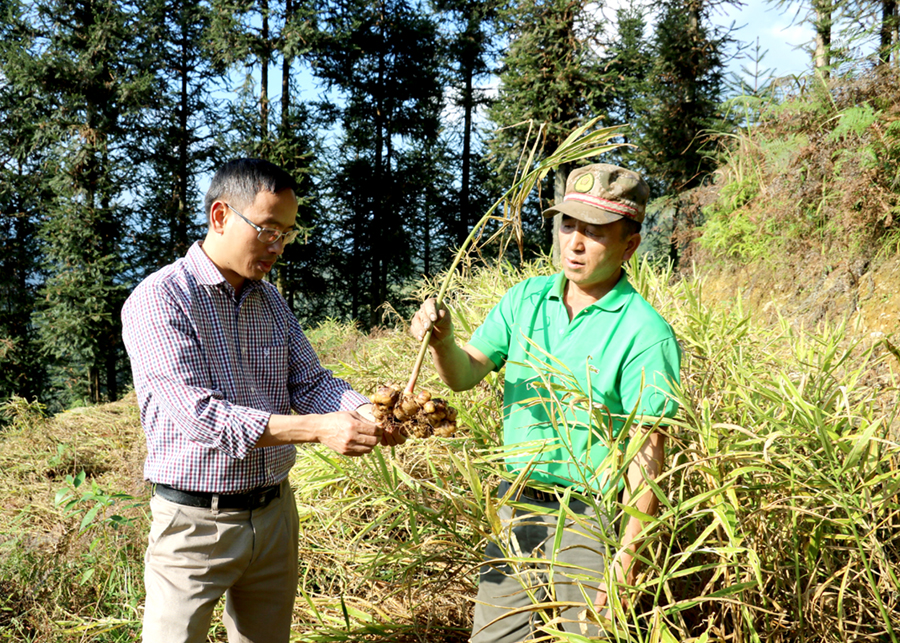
top-left (542, 163), bottom-right (650, 225)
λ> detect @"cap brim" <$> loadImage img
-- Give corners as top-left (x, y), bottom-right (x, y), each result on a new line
top-left (541, 200), bottom-right (624, 225)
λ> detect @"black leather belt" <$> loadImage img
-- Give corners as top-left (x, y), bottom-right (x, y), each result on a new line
top-left (500, 480), bottom-right (562, 503)
top-left (518, 485), bottom-right (560, 503)
top-left (502, 481), bottom-right (615, 507)
top-left (154, 483), bottom-right (281, 511)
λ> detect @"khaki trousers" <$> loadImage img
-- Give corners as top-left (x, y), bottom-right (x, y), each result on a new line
top-left (470, 482), bottom-right (612, 643)
top-left (142, 480), bottom-right (299, 643)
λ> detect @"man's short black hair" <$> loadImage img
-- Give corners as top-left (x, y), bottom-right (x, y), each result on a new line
top-left (620, 217), bottom-right (642, 239)
top-left (204, 159), bottom-right (298, 220)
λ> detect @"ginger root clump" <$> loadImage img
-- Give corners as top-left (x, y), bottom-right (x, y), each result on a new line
top-left (370, 385), bottom-right (458, 438)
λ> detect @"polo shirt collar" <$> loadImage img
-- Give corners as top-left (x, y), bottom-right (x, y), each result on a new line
top-left (599, 272), bottom-right (634, 311)
top-left (548, 271), bottom-right (634, 312)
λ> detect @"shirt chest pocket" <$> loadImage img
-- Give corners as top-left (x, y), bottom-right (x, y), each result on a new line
top-left (243, 343), bottom-right (290, 413)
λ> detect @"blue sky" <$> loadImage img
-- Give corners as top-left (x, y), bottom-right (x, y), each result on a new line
top-left (714, 0), bottom-right (815, 81)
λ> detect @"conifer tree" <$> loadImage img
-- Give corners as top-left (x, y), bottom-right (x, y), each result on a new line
top-left (638, 0), bottom-right (728, 264)
top-left (603, 5), bottom-right (651, 143)
top-left (434, 0), bottom-right (500, 248)
top-left (0, 0), bottom-right (50, 404)
top-left (134, 0), bottom-right (219, 271)
top-left (208, 0), bottom-right (316, 152)
top-left (487, 0), bottom-right (609, 257)
top-left (766, 0), bottom-right (839, 74)
top-left (26, 0), bottom-right (154, 405)
top-left (640, 0), bottom-right (726, 193)
top-left (209, 0), bottom-right (325, 315)
top-left (312, 0), bottom-right (445, 326)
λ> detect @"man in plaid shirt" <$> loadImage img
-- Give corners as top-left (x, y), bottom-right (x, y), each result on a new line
top-left (122, 159), bottom-right (396, 642)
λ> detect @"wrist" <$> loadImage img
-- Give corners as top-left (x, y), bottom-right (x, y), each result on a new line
top-left (429, 330), bottom-right (455, 350)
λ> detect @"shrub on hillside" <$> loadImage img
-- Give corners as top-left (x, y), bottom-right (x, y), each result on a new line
top-left (696, 67), bottom-right (900, 264)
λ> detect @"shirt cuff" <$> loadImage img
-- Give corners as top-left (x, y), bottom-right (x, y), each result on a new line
top-left (228, 406), bottom-right (271, 459)
top-left (340, 390), bottom-right (370, 412)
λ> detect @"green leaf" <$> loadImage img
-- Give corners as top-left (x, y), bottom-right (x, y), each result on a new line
top-left (79, 504), bottom-right (100, 531)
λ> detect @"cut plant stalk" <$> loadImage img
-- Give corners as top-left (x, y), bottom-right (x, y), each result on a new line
top-left (403, 118), bottom-right (629, 394)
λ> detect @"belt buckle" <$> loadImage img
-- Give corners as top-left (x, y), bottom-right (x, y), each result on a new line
top-left (518, 484), bottom-right (556, 503)
top-left (531, 487), bottom-right (555, 502)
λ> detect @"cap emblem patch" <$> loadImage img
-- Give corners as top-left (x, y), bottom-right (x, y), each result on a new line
top-left (573, 174), bottom-right (594, 193)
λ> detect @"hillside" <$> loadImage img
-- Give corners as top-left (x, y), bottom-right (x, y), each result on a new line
top-left (679, 67), bottom-right (900, 334)
top-left (2, 253), bottom-right (899, 642)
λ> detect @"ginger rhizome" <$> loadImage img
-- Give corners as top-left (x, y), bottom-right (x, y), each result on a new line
top-left (370, 385), bottom-right (458, 438)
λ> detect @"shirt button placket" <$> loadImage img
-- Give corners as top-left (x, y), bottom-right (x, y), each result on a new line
top-left (236, 305), bottom-right (256, 399)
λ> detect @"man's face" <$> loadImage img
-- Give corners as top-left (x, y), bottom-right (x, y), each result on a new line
top-left (558, 215), bottom-right (641, 298)
top-left (214, 188), bottom-right (298, 289)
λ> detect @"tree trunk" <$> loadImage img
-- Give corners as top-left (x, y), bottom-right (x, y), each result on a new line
top-left (460, 70), bottom-right (473, 248)
top-left (90, 365), bottom-right (100, 405)
top-left (275, 0), bottom-right (293, 299)
top-left (370, 0), bottom-right (387, 328)
top-left (260, 0), bottom-right (270, 138)
top-left (813, 0), bottom-right (832, 77)
top-left (880, 0), bottom-right (897, 65)
top-left (551, 162), bottom-right (570, 267)
top-left (106, 338), bottom-right (118, 402)
top-left (176, 4), bottom-right (190, 253)
top-left (282, 0), bottom-right (292, 128)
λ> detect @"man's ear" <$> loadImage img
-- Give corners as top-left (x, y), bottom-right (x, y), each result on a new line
top-left (622, 232), bottom-right (642, 262)
top-left (209, 201), bottom-right (228, 234)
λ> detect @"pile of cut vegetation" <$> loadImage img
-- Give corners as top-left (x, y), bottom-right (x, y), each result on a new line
top-left (2, 255), bottom-right (900, 642)
top-left (686, 66), bottom-right (900, 331)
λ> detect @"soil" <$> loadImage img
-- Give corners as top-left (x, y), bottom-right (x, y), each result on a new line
top-left (688, 252), bottom-right (900, 339)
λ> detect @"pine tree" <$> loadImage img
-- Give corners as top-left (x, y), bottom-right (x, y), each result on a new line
top-left (487, 0), bottom-right (610, 257)
top-left (637, 0), bottom-right (729, 264)
top-left (0, 0), bottom-right (50, 404)
top-left (639, 0), bottom-right (726, 193)
top-left (208, 0), bottom-right (317, 152)
top-left (766, 0), bottom-right (841, 74)
top-left (26, 0), bottom-right (154, 405)
top-left (133, 0), bottom-right (219, 272)
top-left (434, 0), bottom-right (500, 248)
top-left (208, 0), bottom-right (326, 315)
top-left (312, 0), bottom-right (445, 326)
top-left (603, 5), bottom-right (651, 143)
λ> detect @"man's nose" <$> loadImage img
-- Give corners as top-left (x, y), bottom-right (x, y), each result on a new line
top-left (566, 229), bottom-right (586, 248)
top-left (267, 238), bottom-right (286, 255)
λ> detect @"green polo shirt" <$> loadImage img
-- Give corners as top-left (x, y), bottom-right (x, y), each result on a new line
top-left (468, 271), bottom-right (681, 492)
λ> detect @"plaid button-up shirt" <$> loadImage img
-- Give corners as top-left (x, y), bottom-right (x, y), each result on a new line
top-left (122, 242), bottom-right (368, 493)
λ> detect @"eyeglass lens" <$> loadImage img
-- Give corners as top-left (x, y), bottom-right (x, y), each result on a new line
top-left (258, 229), bottom-right (299, 245)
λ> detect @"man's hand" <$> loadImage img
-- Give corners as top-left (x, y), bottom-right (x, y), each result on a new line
top-left (357, 403), bottom-right (407, 447)
top-left (410, 298), bottom-right (454, 346)
top-left (409, 298), bottom-right (496, 393)
top-left (258, 411), bottom-right (382, 454)
top-left (315, 410), bottom-right (383, 456)
top-left (593, 560), bottom-right (636, 614)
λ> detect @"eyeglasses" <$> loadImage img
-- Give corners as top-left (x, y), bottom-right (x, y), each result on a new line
top-left (225, 203), bottom-right (301, 245)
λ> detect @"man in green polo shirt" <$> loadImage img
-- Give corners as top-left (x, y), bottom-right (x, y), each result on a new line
top-left (410, 163), bottom-right (681, 642)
